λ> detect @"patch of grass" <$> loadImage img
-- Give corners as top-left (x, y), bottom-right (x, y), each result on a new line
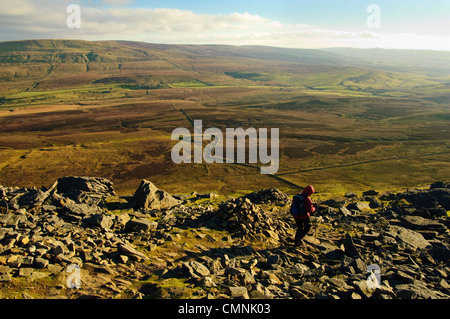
top-left (0, 272), bottom-right (62, 299)
top-left (169, 80), bottom-right (210, 88)
top-left (225, 72), bottom-right (272, 82)
top-left (138, 276), bottom-right (195, 299)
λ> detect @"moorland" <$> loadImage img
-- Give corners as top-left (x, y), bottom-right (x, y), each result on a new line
top-left (0, 39), bottom-right (449, 198)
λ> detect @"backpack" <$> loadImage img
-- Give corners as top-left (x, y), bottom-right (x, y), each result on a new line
top-left (290, 194), bottom-right (307, 218)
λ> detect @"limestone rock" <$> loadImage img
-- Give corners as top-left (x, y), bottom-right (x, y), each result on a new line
top-left (228, 286), bottom-right (249, 299)
top-left (118, 243), bottom-right (148, 261)
top-left (400, 215), bottom-right (447, 233)
top-left (343, 234), bottom-right (361, 258)
top-left (125, 218), bottom-right (158, 233)
top-left (390, 226), bottom-right (431, 250)
top-left (0, 178), bottom-right (449, 299)
top-left (56, 176), bottom-right (116, 198)
top-left (84, 213), bottom-right (114, 230)
top-left (347, 201), bottom-right (371, 212)
top-left (132, 180), bottom-right (180, 210)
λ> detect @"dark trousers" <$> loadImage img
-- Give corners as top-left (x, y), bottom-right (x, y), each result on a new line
top-left (295, 218), bottom-right (311, 243)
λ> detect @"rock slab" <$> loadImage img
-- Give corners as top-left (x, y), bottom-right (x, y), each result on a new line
top-left (133, 180), bottom-right (180, 210)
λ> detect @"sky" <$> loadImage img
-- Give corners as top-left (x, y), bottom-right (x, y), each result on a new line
top-left (0, 0), bottom-right (449, 50)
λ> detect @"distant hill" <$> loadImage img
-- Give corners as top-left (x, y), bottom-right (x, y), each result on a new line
top-left (0, 39), bottom-right (360, 64)
top-left (0, 39), bottom-right (449, 97)
top-left (322, 47), bottom-right (450, 76)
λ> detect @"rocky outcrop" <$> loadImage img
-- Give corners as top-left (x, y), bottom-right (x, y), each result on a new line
top-left (132, 180), bottom-right (181, 211)
top-left (158, 183), bottom-right (450, 300)
top-left (0, 179), bottom-right (448, 299)
top-left (55, 176), bottom-right (116, 204)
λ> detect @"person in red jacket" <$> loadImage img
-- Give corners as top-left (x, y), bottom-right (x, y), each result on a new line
top-left (294, 185), bottom-right (316, 246)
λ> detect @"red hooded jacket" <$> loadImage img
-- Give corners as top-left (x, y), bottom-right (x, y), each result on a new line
top-left (296, 185), bottom-right (316, 220)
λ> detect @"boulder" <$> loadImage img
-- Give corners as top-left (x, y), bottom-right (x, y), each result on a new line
top-left (290, 280), bottom-right (324, 297)
top-left (343, 234), bottom-right (361, 258)
top-left (325, 249), bottom-right (346, 261)
top-left (389, 226), bottom-right (431, 250)
top-left (266, 254), bottom-right (282, 267)
top-left (183, 261), bottom-right (210, 278)
top-left (118, 243), bottom-right (148, 261)
top-left (249, 283), bottom-right (274, 299)
top-left (56, 176), bottom-right (116, 198)
top-left (369, 197), bottom-right (382, 209)
top-left (363, 190), bottom-right (379, 196)
top-left (62, 200), bottom-right (102, 220)
top-left (346, 201), bottom-right (371, 212)
top-left (15, 188), bottom-right (48, 208)
top-left (339, 206), bottom-right (352, 216)
top-left (83, 213), bottom-right (114, 230)
top-left (125, 218), bottom-right (158, 233)
top-left (395, 283), bottom-right (446, 299)
top-left (403, 186), bottom-right (450, 211)
top-left (321, 198), bottom-right (347, 208)
top-left (345, 191), bottom-right (357, 198)
top-left (228, 286), bottom-right (249, 299)
top-left (33, 257), bottom-right (49, 269)
top-left (54, 177), bottom-right (116, 206)
top-left (132, 180), bottom-right (180, 210)
top-left (427, 188), bottom-right (450, 210)
top-left (400, 215), bottom-right (447, 233)
top-left (413, 192), bottom-right (439, 209)
top-left (427, 245), bottom-right (450, 262)
top-left (430, 181), bottom-right (450, 189)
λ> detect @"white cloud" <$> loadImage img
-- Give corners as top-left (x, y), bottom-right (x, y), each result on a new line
top-left (101, 0), bottom-right (133, 5)
top-left (0, 1), bottom-right (449, 51)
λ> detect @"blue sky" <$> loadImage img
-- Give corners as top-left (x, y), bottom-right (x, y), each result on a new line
top-left (132, 0), bottom-right (368, 26)
top-left (1, 0), bottom-right (449, 50)
top-left (104, 0), bottom-right (450, 33)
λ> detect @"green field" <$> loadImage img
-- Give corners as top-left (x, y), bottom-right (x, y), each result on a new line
top-left (0, 39), bottom-right (449, 196)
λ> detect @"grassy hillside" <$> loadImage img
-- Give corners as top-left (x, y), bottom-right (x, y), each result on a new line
top-left (323, 47), bottom-right (450, 76)
top-left (0, 40), bottom-right (448, 196)
top-left (1, 40), bottom-right (449, 98)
